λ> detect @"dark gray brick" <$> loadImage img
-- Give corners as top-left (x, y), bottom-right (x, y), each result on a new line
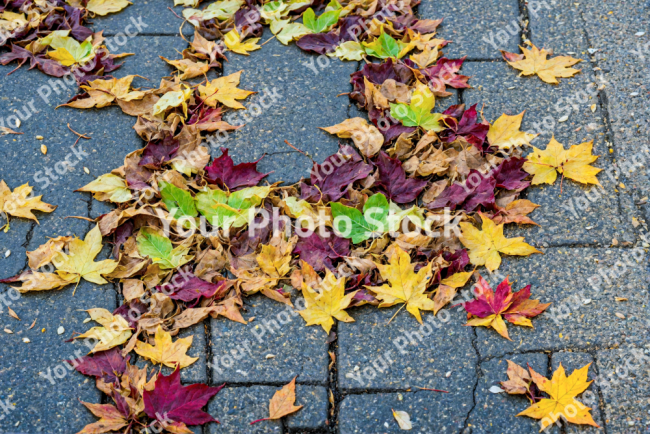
top-left (528, 0), bottom-right (590, 55)
top-left (220, 28), bottom-right (358, 185)
top-left (419, 0), bottom-right (521, 60)
top-left (475, 248), bottom-right (649, 358)
top-left (337, 305), bottom-right (477, 392)
top-left (466, 353), bottom-right (555, 433)
top-left (596, 347), bottom-right (650, 433)
top-left (581, 0), bottom-right (650, 207)
top-left (207, 385), bottom-right (282, 433)
top-left (210, 294), bottom-right (328, 384)
top-left (463, 60), bottom-right (635, 246)
top-left (551, 351), bottom-right (605, 433)
top-left (339, 389), bottom-right (470, 433)
top-left (0, 280), bottom-right (116, 432)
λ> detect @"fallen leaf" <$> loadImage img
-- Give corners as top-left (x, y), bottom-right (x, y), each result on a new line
top-left (460, 214), bottom-right (541, 272)
top-left (75, 308), bottom-right (132, 353)
top-left (250, 377), bottom-right (303, 424)
top-left (502, 44), bottom-right (582, 84)
top-left (369, 246), bottom-right (434, 323)
top-left (487, 112), bottom-right (538, 150)
top-left (523, 137), bottom-right (601, 186)
top-left (224, 28), bottom-right (261, 55)
top-left (299, 268), bottom-right (357, 333)
top-left (85, 0), bottom-right (132, 16)
top-left (0, 181), bottom-right (56, 222)
top-left (144, 368), bottom-right (224, 425)
top-left (135, 325), bottom-right (198, 369)
top-left (393, 409), bottom-right (412, 430)
top-left (198, 71), bottom-right (254, 109)
top-left (464, 275), bottom-right (550, 340)
top-left (518, 363), bottom-right (600, 430)
top-left (321, 118), bottom-right (384, 157)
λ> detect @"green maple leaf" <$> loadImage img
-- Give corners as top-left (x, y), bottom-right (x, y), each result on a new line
top-left (136, 227), bottom-right (192, 270)
top-left (196, 186), bottom-right (270, 232)
top-left (389, 85), bottom-right (447, 131)
top-left (330, 193), bottom-right (390, 243)
top-left (159, 181), bottom-right (197, 224)
top-left (303, 4), bottom-right (341, 33)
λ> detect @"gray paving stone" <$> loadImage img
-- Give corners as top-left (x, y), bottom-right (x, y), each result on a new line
top-left (419, 0), bottom-right (521, 60)
top-left (210, 294), bottom-right (328, 384)
top-left (91, 1), bottom-right (192, 36)
top-left (551, 351), bottom-right (605, 433)
top-left (463, 60), bottom-right (635, 246)
top-left (339, 388), bottom-right (470, 433)
top-left (285, 385), bottom-right (329, 431)
top-left (527, 0), bottom-right (590, 55)
top-left (475, 247), bottom-right (649, 358)
top-left (220, 28), bottom-right (358, 185)
top-left (596, 347), bottom-right (650, 433)
top-left (0, 280), bottom-right (116, 433)
top-left (465, 353), bottom-right (555, 433)
top-left (337, 304), bottom-right (477, 392)
top-left (581, 0), bottom-right (650, 212)
top-left (206, 386), bottom-right (282, 434)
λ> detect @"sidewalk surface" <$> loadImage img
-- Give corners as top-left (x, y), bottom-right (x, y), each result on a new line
top-left (1, 0), bottom-right (650, 433)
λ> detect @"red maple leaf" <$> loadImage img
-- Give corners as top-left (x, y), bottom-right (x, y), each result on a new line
top-left (143, 368), bottom-right (224, 426)
top-left (205, 147), bottom-right (270, 191)
top-left (464, 275), bottom-right (550, 340)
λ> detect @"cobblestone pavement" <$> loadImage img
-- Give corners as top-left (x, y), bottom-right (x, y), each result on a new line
top-left (1, 0), bottom-right (650, 433)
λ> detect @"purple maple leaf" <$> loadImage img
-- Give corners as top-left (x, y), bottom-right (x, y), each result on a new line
top-left (374, 151), bottom-right (427, 203)
top-left (294, 232), bottom-right (350, 271)
top-left (70, 348), bottom-right (129, 384)
top-left (310, 145), bottom-right (372, 202)
top-left (440, 104), bottom-right (489, 149)
top-left (144, 368), bottom-right (224, 426)
top-left (205, 147), bottom-right (269, 190)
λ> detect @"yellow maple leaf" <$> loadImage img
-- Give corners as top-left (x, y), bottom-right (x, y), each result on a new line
top-left (224, 28), bottom-right (261, 55)
top-left (459, 214), bottom-right (541, 272)
top-left (78, 401), bottom-right (128, 434)
top-left (85, 0), bottom-right (132, 16)
top-left (502, 44), bottom-right (582, 84)
top-left (161, 56), bottom-right (210, 80)
top-left (0, 181), bottom-right (55, 223)
top-left (368, 246), bottom-right (434, 323)
top-left (198, 70), bottom-right (254, 109)
top-left (518, 363), bottom-right (600, 431)
top-left (320, 117), bottom-right (384, 157)
top-left (487, 112), bottom-right (538, 149)
top-left (232, 236), bottom-right (296, 305)
top-left (523, 136), bottom-right (601, 186)
top-left (75, 308), bottom-right (132, 352)
top-left (134, 325), bottom-right (198, 369)
top-left (55, 224), bottom-right (119, 286)
top-left (299, 268), bottom-right (357, 334)
top-left (62, 75), bottom-right (146, 109)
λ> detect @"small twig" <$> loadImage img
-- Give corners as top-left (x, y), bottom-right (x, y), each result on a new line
top-left (167, 6), bottom-right (182, 20)
top-left (386, 304), bottom-right (406, 325)
top-left (415, 387), bottom-right (449, 393)
top-left (284, 139), bottom-right (313, 161)
top-left (261, 34), bottom-right (277, 46)
top-left (336, 92), bottom-right (350, 97)
top-left (67, 123), bottom-right (91, 139)
top-left (65, 216), bottom-right (96, 222)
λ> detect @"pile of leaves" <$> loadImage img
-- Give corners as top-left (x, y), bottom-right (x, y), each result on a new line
top-left (0, 0), bottom-right (131, 82)
top-left (0, 0), bottom-right (602, 431)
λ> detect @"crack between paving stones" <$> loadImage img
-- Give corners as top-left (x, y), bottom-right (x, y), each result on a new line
top-left (517, 0), bottom-right (532, 44)
top-left (327, 322), bottom-right (339, 434)
top-left (590, 350), bottom-right (610, 434)
top-left (576, 11), bottom-right (635, 244)
top-left (460, 326), bottom-right (480, 434)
